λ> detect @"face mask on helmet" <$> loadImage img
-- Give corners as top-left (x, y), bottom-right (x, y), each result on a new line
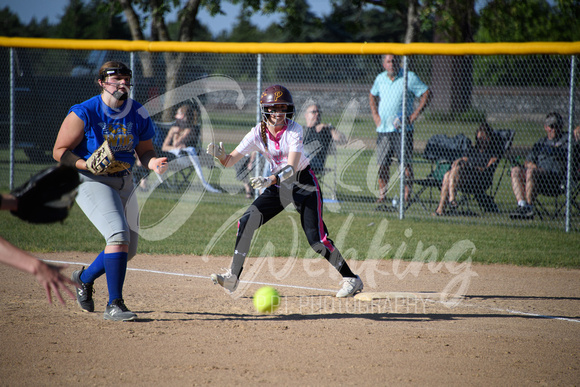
top-left (261, 104), bottom-right (295, 125)
top-left (260, 85), bottom-right (295, 124)
top-left (109, 89), bottom-right (129, 101)
top-left (100, 67), bottom-right (133, 101)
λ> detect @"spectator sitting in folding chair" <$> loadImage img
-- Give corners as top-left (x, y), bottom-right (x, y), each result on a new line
top-left (433, 122), bottom-right (502, 216)
top-left (161, 103), bottom-right (220, 193)
top-left (509, 112), bottom-right (579, 220)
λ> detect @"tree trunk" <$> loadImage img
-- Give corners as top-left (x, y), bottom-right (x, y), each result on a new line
top-left (117, 0), bottom-right (202, 120)
top-left (429, 0), bottom-right (476, 115)
top-left (150, 0), bottom-right (171, 41)
top-left (404, 0), bottom-right (420, 44)
top-left (118, 0), bottom-right (154, 79)
top-left (160, 0), bottom-right (202, 121)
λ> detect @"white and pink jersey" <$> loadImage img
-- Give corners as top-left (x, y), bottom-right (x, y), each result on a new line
top-left (236, 120), bottom-right (310, 174)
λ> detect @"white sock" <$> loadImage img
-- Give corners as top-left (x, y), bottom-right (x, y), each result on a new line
top-left (518, 200), bottom-right (527, 207)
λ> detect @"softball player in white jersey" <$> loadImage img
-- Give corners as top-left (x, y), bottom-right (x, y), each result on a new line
top-left (207, 85), bottom-right (363, 298)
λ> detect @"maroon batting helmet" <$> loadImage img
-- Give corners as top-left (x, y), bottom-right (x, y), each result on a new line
top-left (260, 85), bottom-right (295, 123)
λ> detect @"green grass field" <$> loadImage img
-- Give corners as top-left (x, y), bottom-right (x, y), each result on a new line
top-left (1, 197), bottom-right (578, 268)
top-left (2, 113), bottom-right (577, 268)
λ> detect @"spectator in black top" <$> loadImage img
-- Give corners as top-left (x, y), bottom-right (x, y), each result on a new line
top-left (510, 112), bottom-right (580, 220)
top-left (434, 122), bottom-right (502, 216)
top-left (302, 104), bottom-right (346, 176)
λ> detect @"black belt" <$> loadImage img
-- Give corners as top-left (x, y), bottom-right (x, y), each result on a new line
top-left (107, 170), bottom-right (132, 177)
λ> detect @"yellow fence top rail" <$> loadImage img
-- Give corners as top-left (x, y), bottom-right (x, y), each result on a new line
top-left (1, 37), bottom-right (580, 55)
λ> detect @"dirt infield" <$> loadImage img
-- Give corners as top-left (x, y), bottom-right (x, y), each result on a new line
top-left (0, 252), bottom-right (578, 386)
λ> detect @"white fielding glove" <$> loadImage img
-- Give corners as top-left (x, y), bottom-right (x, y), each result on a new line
top-left (250, 176), bottom-right (270, 190)
top-left (206, 142), bottom-right (225, 162)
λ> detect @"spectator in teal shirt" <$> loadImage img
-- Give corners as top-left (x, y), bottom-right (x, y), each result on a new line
top-left (369, 55), bottom-right (431, 205)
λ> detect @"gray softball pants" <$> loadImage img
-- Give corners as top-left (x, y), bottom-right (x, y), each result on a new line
top-left (76, 171), bottom-right (139, 260)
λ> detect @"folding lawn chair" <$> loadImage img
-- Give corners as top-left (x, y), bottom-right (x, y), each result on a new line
top-left (404, 133), bottom-right (472, 212)
top-left (535, 154), bottom-right (580, 220)
top-left (404, 160), bottom-right (451, 212)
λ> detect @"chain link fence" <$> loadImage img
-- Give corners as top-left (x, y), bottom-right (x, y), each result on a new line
top-left (1, 41), bottom-right (579, 231)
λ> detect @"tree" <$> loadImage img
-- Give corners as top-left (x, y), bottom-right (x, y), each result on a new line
top-left (476, 0), bottom-right (580, 42)
top-left (420, 0), bottom-right (477, 114)
top-left (319, 0), bottom-right (407, 43)
top-left (0, 7), bottom-right (23, 37)
top-left (552, 0), bottom-right (580, 41)
top-left (352, 0), bottom-right (476, 115)
top-left (254, 0), bottom-right (320, 42)
top-left (101, 0), bottom-right (231, 119)
top-left (350, 0), bottom-right (423, 43)
top-left (55, 0), bottom-right (131, 39)
top-left (220, 7), bottom-right (265, 42)
top-left (105, 0), bottom-right (334, 117)
top-left (0, 7), bottom-right (56, 37)
top-left (473, 0), bottom-right (579, 88)
top-left (24, 18), bottom-right (58, 38)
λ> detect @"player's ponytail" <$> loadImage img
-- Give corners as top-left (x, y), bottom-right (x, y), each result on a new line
top-left (260, 121), bottom-right (268, 150)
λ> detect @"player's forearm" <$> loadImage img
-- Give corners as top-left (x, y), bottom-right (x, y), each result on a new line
top-left (0, 194), bottom-right (17, 211)
top-left (139, 150), bottom-right (157, 169)
top-left (221, 149), bottom-right (244, 168)
top-left (57, 149), bottom-right (85, 170)
top-left (221, 155), bottom-right (236, 168)
top-left (0, 237), bottom-right (39, 274)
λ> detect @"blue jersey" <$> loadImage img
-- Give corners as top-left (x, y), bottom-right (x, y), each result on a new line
top-left (69, 95), bottom-right (155, 168)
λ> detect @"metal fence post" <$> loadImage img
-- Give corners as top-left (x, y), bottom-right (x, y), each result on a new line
top-left (9, 47), bottom-right (15, 190)
top-left (565, 55), bottom-right (577, 233)
top-left (130, 51), bottom-right (135, 100)
top-left (398, 55), bottom-right (409, 219)
top-left (254, 54), bottom-right (263, 198)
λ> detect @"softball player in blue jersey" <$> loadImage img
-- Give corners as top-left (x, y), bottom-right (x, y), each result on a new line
top-left (207, 85), bottom-right (363, 298)
top-left (53, 61), bottom-right (168, 321)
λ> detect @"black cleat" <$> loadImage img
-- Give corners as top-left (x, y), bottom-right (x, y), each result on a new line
top-left (71, 267), bottom-right (94, 312)
top-left (509, 206), bottom-right (534, 220)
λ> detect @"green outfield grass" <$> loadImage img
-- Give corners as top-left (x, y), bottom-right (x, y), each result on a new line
top-left (2, 115), bottom-right (576, 268)
top-left (1, 199), bottom-right (578, 268)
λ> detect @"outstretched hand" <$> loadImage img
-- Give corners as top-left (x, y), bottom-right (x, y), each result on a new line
top-left (207, 142), bottom-right (226, 162)
top-left (148, 157), bottom-right (168, 175)
top-left (33, 261), bottom-right (77, 306)
top-left (151, 157), bottom-right (168, 174)
top-left (250, 176), bottom-right (270, 190)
